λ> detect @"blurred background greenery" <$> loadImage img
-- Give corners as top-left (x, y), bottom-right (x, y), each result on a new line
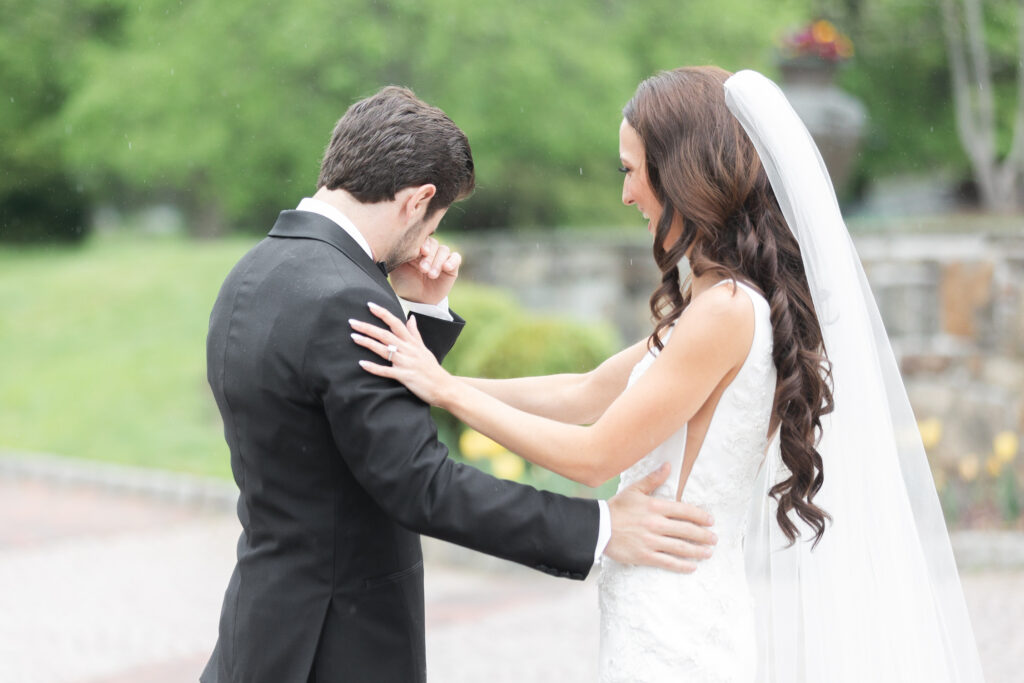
top-left (2, 0), bottom-right (1022, 512)
top-left (6, 0), bottom-right (1022, 240)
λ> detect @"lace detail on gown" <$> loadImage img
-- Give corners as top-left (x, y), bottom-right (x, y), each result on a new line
top-left (598, 280), bottom-right (777, 683)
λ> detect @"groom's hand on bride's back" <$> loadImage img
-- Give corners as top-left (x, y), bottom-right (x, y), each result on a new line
top-left (604, 463), bottom-right (717, 573)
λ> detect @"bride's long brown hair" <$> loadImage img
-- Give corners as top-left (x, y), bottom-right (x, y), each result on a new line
top-left (624, 66), bottom-right (834, 546)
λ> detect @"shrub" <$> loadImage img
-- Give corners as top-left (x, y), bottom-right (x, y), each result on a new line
top-left (0, 172), bottom-right (90, 243)
top-left (443, 282), bottom-right (619, 381)
top-left (455, 316), bottom-right (619, 380)
top-left (436, 282), bottom-right (620, 497)
top-left (442, 284), bottom-right (523, 374)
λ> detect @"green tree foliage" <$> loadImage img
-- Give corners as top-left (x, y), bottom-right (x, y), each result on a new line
top-left (0, 0), bottom-right (119, 241)
top-left (17, 0), bottom-right (1020, 239)
top-left (50, 0), bottom-right (805, 235)
top-left (822, 0), bottom-right (1023, 191)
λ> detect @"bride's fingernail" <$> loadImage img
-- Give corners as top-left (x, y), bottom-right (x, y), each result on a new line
top-left (351, 333), bottom-right (364, 341)
top-left (368, 302), bottom-right (382, 310)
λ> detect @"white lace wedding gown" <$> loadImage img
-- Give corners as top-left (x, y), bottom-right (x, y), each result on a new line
top-left (599, 279), bottom-right (776, 682)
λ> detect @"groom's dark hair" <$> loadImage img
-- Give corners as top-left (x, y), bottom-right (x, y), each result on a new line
top-left (317, 86), bottom-right (475, 216)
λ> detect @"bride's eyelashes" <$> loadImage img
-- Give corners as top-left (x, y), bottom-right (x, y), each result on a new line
top-left (618, 165), bottom-right (630, 174)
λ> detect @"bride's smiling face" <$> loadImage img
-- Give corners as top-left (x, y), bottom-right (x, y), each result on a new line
top-left (619, 119), bottom-right (684, 248)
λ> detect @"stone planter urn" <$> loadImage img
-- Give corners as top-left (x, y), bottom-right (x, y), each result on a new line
top-left (778, 56), bottom-right (867, 197)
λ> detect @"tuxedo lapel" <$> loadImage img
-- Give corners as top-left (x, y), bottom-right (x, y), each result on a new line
top-left (268, 210), bottom-right (395, 295)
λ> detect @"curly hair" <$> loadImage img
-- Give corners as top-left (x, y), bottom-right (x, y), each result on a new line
top-left (623, 66), bottom-right (834, 546)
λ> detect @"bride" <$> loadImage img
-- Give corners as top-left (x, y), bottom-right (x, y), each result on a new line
top-left (349, 67), bottom-right (985, 682)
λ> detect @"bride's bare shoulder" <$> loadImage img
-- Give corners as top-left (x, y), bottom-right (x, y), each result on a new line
top-left (661, 282), bottom-right (755, 364)
top-left (684, 281), bottom-right (755, 326)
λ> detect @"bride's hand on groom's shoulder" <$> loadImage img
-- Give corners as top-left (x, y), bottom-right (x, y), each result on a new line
top-left (351, 302), bottom-right (454, 406)
top-left (605, 464), bottom-right (717, 573)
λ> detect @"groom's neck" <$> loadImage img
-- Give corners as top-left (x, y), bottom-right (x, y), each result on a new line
top-left (312, 186), bottom-right (397, 260)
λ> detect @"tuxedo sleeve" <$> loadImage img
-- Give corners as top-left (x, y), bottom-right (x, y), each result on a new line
top-left (408, 309), bottom-right (462, 364)
top-left (307, 284), bottom-right (599, 580)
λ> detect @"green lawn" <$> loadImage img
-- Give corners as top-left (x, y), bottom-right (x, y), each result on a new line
top-left (0, 233), bottom-right (257, 478)
top-left (0, 231), bottom-right (617, 499)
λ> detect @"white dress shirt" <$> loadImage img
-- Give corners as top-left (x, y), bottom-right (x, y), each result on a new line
top-left (295, 197), bottom-right (611, 563)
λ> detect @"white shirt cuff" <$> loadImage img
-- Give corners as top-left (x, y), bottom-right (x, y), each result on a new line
top-left (399, 296), bottom-right (453, 322)
top-left (594, 500), bottom-right (611, 563)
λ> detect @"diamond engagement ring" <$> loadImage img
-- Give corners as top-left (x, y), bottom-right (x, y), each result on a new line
top-left (386, 344), bottom-right (398, 362)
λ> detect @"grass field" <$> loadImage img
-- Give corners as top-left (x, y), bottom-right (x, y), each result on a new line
top-left (0, 233), bottom-right (258, 478)
top-left (0, 230), bottom-right (618, 499)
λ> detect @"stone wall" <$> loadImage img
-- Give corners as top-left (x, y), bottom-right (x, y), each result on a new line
top-left (857, 232), bottom-right (1024, 466)
top-left (456, 229), bottom-right (1024, 466)
top-left (456, 231), bottom-right (661, 344)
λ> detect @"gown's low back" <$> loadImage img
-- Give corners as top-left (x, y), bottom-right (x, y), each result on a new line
top-left (598, 279), bottom-right (776, 683)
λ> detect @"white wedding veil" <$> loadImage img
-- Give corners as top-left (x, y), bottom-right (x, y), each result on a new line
top-left (726, 70), bottom-right (985, 682)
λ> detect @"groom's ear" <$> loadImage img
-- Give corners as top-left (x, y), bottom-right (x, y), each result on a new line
top-left (399, 184), bottom-right (437, 223)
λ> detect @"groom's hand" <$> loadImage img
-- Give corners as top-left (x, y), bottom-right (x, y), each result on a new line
top-left (390, 237), bottom-right (461, 305)
top-left (604, 464), bottom-right (717, 573)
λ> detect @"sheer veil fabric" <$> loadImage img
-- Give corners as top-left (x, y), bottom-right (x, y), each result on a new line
top-left (726, 70), bottom-right (985, 682)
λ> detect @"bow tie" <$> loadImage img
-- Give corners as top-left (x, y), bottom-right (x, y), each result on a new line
top-left (376, 261), bottom-right (388, 277)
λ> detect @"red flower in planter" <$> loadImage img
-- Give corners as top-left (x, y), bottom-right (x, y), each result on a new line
top-left (781, 19), bottom-right (854, 62)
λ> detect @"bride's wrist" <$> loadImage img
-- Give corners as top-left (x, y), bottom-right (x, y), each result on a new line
top-left (435, 372), bottom-right (462, 411)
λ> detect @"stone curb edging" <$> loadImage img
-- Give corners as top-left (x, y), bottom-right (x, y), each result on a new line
top-left (3, 450), bottom-right (1023, 571)
top-left (0, 449), bottom-right (238, 511)
top-left (946, 530), bottom-right (1024, 571)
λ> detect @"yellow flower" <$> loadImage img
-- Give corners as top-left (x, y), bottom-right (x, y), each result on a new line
top-left (958, 454), bottom-right (980, 482)
top-left (491, 452), bottom-right (526, 481)
top-left (812, 20), bottom-right (838, 44)
top-left (459, 429), bottom-right (505, 461)
top-left (837, 36), bottom-right (855, 58)
top-left (993, 431), bottom-right (1019, 464)
top-left (985, 455), bottom-right (1003, 478)
top-left (918, 418), bottom-right (943, 450)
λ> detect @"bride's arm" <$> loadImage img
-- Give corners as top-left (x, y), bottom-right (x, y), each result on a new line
top-left (457, 340), bottom-right (648, 424)
top-left (352, 287), bottom-right (752, 487)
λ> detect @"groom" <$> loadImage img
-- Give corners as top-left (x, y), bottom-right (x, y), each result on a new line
top-left (201, 86), bottom-right (716, 683)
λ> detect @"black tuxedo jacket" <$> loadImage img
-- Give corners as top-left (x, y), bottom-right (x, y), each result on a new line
top-left (200, 211), bottom-right (599, 683)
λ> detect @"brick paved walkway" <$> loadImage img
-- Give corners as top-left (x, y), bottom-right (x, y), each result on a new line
top-left (1, 475), bottom-right (1019, 682)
